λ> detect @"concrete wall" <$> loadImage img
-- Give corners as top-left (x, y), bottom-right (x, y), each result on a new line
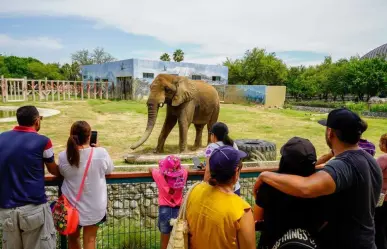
top-left (265, 86), bottom-right (286, 107)
top-left (214, 85), bottom-right (286, 107)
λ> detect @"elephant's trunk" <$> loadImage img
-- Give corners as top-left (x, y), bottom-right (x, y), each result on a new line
top-left (130, 103), bottom-right (159, 150)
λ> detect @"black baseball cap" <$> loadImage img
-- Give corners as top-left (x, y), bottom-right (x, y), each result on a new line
top-left (281, 137), bottom-right (317, 163)
top-left (210, 122), bottom-right (229, 138)
top-left (280, 137), bottom-right (317, 176)
top-left (318, 108), bottom-right (365, 134)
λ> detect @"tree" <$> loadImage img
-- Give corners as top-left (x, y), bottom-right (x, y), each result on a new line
top-left (71, 47), bottom-right (115, 65)
top-left (224, 48), bottom-right (288, 85)
top-left (160, 53), bottom-right (171, 61)
top-left (173, 49), bottom-right (184, 62)
top-left (92, 47), bottom-right (116, 64)
top-left (71, 49), bottom-right (93, 65)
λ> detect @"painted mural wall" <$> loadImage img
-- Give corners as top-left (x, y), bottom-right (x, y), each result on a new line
top-left (214, 85), bottom-right (286, 107)
top-left (215, 85), bottom-right (266, 104)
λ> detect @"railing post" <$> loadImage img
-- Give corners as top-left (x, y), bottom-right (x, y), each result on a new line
top-left (105, 82), bottom-right (109, 99)
top-left (81, 81), bottom-right (84, 100)
top-left (74, 81), bottom-right (77, 100)
top-left (58, 81), bottom-right (61, 101)
top-left (38, 80), bottom-right (42, 101)
top-left (23, 77), bottom-right (27, 101)
top-left (63, 81), bottom-right (66, 100)
top-left (1, 75), bottom-right (6, 103)
top-left (51, 80), bottom-right (55, 102)
top-left (32, 80), bottom-right (36, 102)
top-left (87, 81), bottom-right (90, 99)
top-left (45, 78), bottom-right (48, 101)
top-left (94, 81), bottom-right (97, 99)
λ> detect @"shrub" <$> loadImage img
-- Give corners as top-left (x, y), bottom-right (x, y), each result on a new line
top-left (370, 104), bottom-right (387, 113)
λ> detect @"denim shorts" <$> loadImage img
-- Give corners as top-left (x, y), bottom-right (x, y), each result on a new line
top-left (158, 206), bottom-right (180, 234)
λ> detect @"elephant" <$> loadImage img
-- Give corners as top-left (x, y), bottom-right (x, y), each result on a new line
top-left (130, 74), bottom-right (220, 153)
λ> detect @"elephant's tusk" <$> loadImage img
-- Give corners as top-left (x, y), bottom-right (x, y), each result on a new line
top-left (158, 103), bottom-right (164, 108)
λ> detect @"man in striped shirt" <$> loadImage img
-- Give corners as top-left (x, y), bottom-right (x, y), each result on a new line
top-left (0, 106), bottom-right (59, 249)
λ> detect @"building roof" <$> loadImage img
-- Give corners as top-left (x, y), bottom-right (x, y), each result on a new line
top-left (362, 43), bottom-right (387, 59)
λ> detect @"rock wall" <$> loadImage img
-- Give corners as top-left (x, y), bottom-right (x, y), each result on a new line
top-left (292, 106), bottom-right (387, 118)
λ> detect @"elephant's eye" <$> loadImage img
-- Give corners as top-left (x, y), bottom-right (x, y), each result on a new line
top-left (165, 87), bottom-right (171, 93)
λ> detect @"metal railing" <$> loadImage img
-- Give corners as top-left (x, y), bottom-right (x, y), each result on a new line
top-left (1, 168), bottom-right (268, 249)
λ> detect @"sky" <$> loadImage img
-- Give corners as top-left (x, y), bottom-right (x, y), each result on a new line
top-left (0, 0), bottom-right (386, 67)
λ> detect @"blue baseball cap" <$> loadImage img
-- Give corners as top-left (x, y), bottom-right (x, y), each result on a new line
top-left (209, 146), bottom-right (247, 172)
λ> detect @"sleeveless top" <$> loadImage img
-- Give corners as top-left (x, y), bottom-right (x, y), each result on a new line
top-left (186, 182), bottom-right (251, 249)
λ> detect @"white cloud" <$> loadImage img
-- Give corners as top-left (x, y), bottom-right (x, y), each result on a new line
top-left (1, 0), bottom-right (386, 64)
top-left (0, 34), bottom-right (63, 50)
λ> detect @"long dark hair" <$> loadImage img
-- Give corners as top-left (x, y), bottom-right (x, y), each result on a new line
top-left (211, 122), bottom-right (234, 146)
top-left (67, 121), bottom-right (91, 167)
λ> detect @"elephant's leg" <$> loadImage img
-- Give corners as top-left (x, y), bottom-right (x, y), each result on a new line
top-left (193, 124), bottom-right (205, 150)
top-left (155, 114), bottom-right (178, 153)
top-left (178, 118), bottom-right (190, 153)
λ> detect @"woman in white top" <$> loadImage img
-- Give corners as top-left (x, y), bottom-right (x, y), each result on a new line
top-left (59, 121), bottom-right (114, 249)
top-left (203, 122), bottom-right (241, 195)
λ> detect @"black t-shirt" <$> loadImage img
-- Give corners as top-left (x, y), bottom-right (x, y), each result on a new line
top-left (256, 183), bottom-right (324, 249)
top-left (321, 150), bottom-right (382, 249)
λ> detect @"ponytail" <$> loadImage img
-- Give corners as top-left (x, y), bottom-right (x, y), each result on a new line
top-left (222, 134), bottom-right (234, 147)
top-left (67, 135), bottom-right (81, 167)
top-left (66, 121), bottom-right (92, 167)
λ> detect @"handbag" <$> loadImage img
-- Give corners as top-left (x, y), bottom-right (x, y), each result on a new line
top-left (167, 182), bottom-right (200, 249)
top-left (51, 148), bottom-right (94, 235)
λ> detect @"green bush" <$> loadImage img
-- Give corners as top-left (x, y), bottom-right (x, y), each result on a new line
top-left (370, 104), bottom-right (387, 113)
top-left (345, 102), bottom-right (368, 113)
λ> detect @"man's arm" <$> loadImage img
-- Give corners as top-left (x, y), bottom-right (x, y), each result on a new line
top-left (256, 171), bottom-right (336, 198)
top-left (43, 139), bottom-right (60, 176)
top-left (45, 161), bottom-right (60, 176)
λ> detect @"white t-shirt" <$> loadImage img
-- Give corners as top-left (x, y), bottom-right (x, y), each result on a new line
top-left (204, 142), bottom-right (241, 192)
top-left (59, 147), bottom-right (114, 226)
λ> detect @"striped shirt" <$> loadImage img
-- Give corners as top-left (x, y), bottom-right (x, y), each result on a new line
top-left (0, 126), bottom-right (55, 208)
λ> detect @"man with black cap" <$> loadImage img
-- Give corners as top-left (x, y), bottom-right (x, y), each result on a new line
top-left (253, 108), bottom-right (382, 249)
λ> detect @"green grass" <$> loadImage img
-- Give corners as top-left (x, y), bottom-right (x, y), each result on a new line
top-left (1, 100), bottom-right (386, 162)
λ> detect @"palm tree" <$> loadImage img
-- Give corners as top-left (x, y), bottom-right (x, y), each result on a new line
top-left (160, 53), bottom-right (171, 61)
top-left (173, 49), bottom-right (184, 62)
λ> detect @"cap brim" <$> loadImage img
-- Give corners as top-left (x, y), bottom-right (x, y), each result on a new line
top-left (237, 150), bottom-right (248, 159)
top-left (318, 119), bottom-right (327, 126)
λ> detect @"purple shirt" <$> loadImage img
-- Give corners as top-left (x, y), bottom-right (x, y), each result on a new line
top-left (359, 139), bottom-right (376, 156)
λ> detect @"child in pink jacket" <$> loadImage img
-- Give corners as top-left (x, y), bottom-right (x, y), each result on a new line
top-left (150, 155), bottom-right (188, 249)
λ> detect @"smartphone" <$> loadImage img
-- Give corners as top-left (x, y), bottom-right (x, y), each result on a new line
top-left (192, 157), bottom-right (203, 170)
top-left (90, 131), bottom-right (98, 146)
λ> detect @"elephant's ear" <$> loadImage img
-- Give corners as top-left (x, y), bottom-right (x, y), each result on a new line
top-left (172, 77), bottom-right (197, 106)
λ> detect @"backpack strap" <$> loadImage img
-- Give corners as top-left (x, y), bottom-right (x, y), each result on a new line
top-left (75, 148), bottom-right (94, 202)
